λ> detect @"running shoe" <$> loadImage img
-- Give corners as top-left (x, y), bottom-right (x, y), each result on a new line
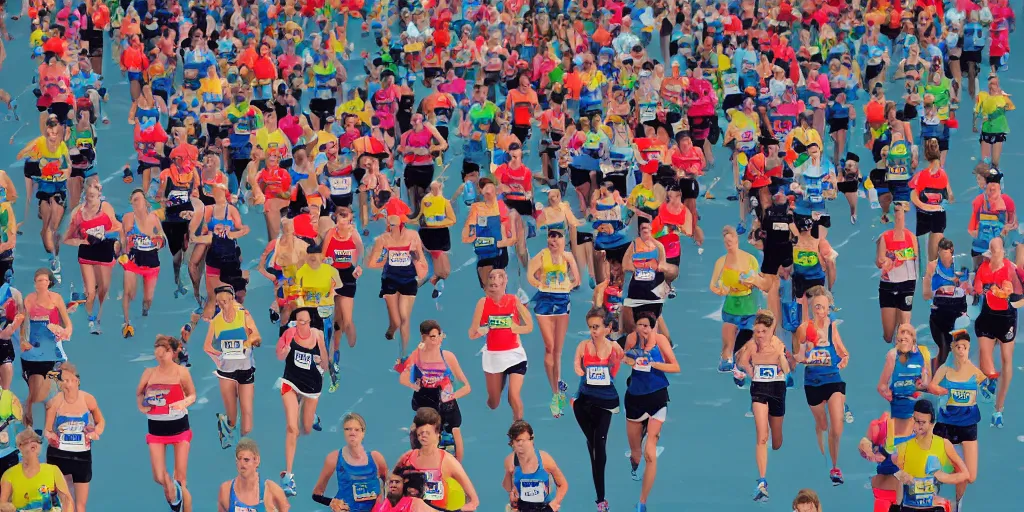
top-left (269, 308), bottom-right (280, 324)
top-left (180, 323), bottom-right (193, 343)
top-left (280, 472), bottom-right (297, 497)
top-left (122, 166), bottom-right (134, 183)
top-left (596, 500), bottom-right (610, 512)
top-left (717, 358), bottom-right (735, 373)
top-left (557, 380), bottom-right (568, 411)
top-left (216, 413), bottom-right (232, 450)
top-left (432, 279), bottom-right (445, 299)
top-left (328, 363), bottom-right (340, 394)
top-left (844, 404), bottom-right (854, 423)
top-left (88, 315), bottom-right (99, 335)
top-left (634, 504), bottom-right (647, 512)
top-left (630, 457), bottom-right (640, 481)
top-left (173, 282), bottom-right (188, 299)
top-left (667, 286), bottom-right (677, 299)
top-left (830, 467), bottom-right (844, 486)
top-left (142, 306), bottom-right (149, 317)
top-left (122, 322), bottom-right (134, 339)
top-left (753, 478), bottom-right (769, 502)
top-left (589, 276), bottom-right (596, 289)
top-left (980, 374), bottom-right (999, 403)
top-left (851, 214), bottom-right (857, 224)
top-left (991, 411), bottom-right (1004, 428)
top-left (736, 222), bottom-right (747, 235)
top-left (169, 479), bottom-right (184, 512)
top-left (312, 415), bottom-right (322, 432)
top-left (549, 394), bottom-right (562, 418)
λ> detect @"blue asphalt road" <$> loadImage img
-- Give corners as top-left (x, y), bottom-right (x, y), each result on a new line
top-left (0, 10), bottom-right (1022, 512)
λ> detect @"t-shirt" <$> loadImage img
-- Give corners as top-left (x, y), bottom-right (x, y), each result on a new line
top-left (1, 463), bottom-right (62, 510)
top-left (295, 264), bottom-right (340, 306)
top-left (976, 92), bottom-right (1014, 134)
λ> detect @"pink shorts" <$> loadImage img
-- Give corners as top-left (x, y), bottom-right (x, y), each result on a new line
top-left (123, 260), bottom-right (159, 281)
top-left (78, 258), bottom-right (115, 267)
top-left (146, 429), bottom-right (193, 446)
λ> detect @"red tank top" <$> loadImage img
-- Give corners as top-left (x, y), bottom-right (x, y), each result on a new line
top-left (373, 497), bottom-right (414, 512)
top-left (324, 232), bottom-right (357, 270)
top-left (977, 260), bottom-right (1015, 311)
top-left (480, 294), bottom-right (521, 352)
top-left (76, 208), bottom-right (113, 239)
top-left (497, 163), bottom-right (533, 200)
top-left (652, 204), bottom-right (688, 258)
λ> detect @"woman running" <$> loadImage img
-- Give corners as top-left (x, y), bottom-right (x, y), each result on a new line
top-left (622, 311), bottom-right (679, 511)
top-left (311, 413), bottom-right (388, 512)
top-left (259, 218), bottom-right (308, 333)
top-left (526, 230), bottom-right (580, 418)
top-left (137, 335), bottom-right (195, 512)
top-left (974, 75), bottom-right (1013, 167)
top-left (62, 182), bottom-right (119, 335)
top-left (399, 321), bottom-right (471, 461)
top-left (922, 238), bottom-right (971, 372)
top-left (793, 286), bottom-right (850, 486)
top-left (321, 206), bottom-right (363, 355)
top-left (571, 308), bottom-right (623, 512)
top-left (395, 407), bottom-right (480, 511)
top-left (911, 140), bottom-right (953, 264)
top-left (621, 221), bottom-right (669, 336)
top-left (468, 269), bottom-right (533, 421)
top-left (119, 189), bottom-right (167, 338)
top-left (0, 430), bottom-right (74, 512)
top-left (276, 309), bottom-right (328, 497)
top-left (710, 225), bottom-right (766, 372)
top-left (22, 268), bottom-right (72, 428)
top-left (733, 310), bottom-right (790, 503)
top-left (203, 285), bottom-right (262, 449)
top-left (971, 236), bottom-right (1020, 428)
top-left (927, 330), bottom-right (986, 512)
top-left (893, 401), bottom-right (970, 512)
top-left (156, 146), bottom-right (201, 298)
top-left (462, 178), bottom-right (516, 288)
top-left (18, 116), bottom-right (71, 280)
top-left (42, 363), bottom-right (104, 512)
top-left (877, 324), bottom-right (932, 435)
top-left (217, 438), bottom-right (290, 512)
top-left (501, 420), bottom-right (569, 512)
top-left (876, 202), bottom-right (919, 344)
top-left (414, 181), bottom-right (456, 300)
top-left (368, 213), bottom-right (428, 365)
top-left (196, 183), bottom-right (248, 321)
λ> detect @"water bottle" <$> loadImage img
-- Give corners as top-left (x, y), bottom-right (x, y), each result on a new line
top-left (864, 179), bottom-right (881, 209)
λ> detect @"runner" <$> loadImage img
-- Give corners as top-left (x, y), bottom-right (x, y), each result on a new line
top-left (311, 413), bottom-right (388, 512)
top-left (42, 362), bottom-right (104, 511)
top-left (462, 178), bottom-right (516, 288)
top-left (394, 407), bottom-right (480, 511)
top-left (203, 285), bottom-right (262, 449)
top-left (413, 181), bottom-right (455, 301)
top-left (922, 238), bottom-right (971, 372)
top-left (217, 438), bottom-right (290, 512)
top-left (61, 182), bottom-right (119, 335)
top-left (876, 202), bottom-right (919, 344)
top-left (368, 212), bottom-right (428, 365)
top-left (877, 324), bottom-right (932, 436)
top-left (468, 269), bottom-right (533, 421)
top-left (710, 225), bottom-right (767, 372)
top-left (119, 189), bottom-right (167, 338)
top-left (22, 268), bottom-right (71, 428)
top-left (321, 206), bottom-right (363, 356)
top-left (622, 311), bottom-right (679, 510)
top-left (137, 335), bottom-right (195, 512)
top-left (501, 420), bottom-right (568, 512)
top-left (196, 183), bottom-right (248, 321)
top-left (0, 430), bottom-right (74, 511)
top-left (893, 401), bottom-right (970, 512)
top-left (971, 237), bottom-right (1019, 428)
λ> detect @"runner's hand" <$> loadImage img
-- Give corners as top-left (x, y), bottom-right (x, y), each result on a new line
top-left (168, 400), bottom-right (188, 412)
top-left (138, 404), bottom-right (151, 414)
top-left (329, 498), bottom-right (349, 512)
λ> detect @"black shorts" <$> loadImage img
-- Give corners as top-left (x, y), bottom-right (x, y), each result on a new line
top-left (48, 102), bottom-right (72, 123)
top-left (750, 380), bottom-right (787, 417)
top-left (216, 367), bottom-right (256, 385)
top-left (504, 199), bottom-right (534, 218)
top-left (793, 275), bottom-right (826, 301)
top-left (629, 302), bottom-right (664, 320)
top-left (419, 227), bottom-right (451, 253)
top-left (962, 50), bottom-right (982, 64)
top-left (503, 360), bottom-right (527, 376)
top-left (600, 242), bottom-right (630, 265)
top-left (0, 451), bottom-right (17, 477)
top-left (46, 447), bottom-right (93, 483)
top-left (804, 381), bottom-right (846, 406)
top-left (915, 210), bottom-right (946, 236)
top-left (827, 117), bottom-right (850, 134)
top-left (404, 164), bottom-right (435, 190)
top-left (36, 190), bottom-right (67, 208)
top-left (569, 166), bottom-right (596, 188)
top-left (21, 359), bottom-right (59, 383)
top-left (980, 132), bottom-right (1007, 145)
top-left (334, 267), bottom-right (357, 298)
top-left (974, 310), bottom-right (1017, 342)
top-left (380, 277), bottom-right (417, 297)
top-left (24, 160), bottom-right (40, 178)
top-left (931, 304), bottom-right (967, 342)
top-left (879, 281), bottom-right (916, 311)
top-left (761, 244), bottom-right (794, 275)
top-left (411, 393), bottom-right (463, 430)
top-left (988, 55), bottom-right (1003, 68)
top-left (576, 232), bottom-right (594, 246)
top-left (161, 221), bottom-right (190, 255)
top-left (477, 249), bottom-right (509, 270)
top-left (309, 98), bottom-right (336, 121)
top-left (0, 339), bottom-right (13, 366)
top-left (836, 179), bottom-right (859, 195)
top-left (679, 177), bottom-right (700, 200)
top-left (932, 422), bottom-right (978, 444)
top-left (624, 387), bottom-right (669, 422)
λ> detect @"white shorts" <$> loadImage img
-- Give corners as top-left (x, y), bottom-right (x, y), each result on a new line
top-left (481, 345), bottom-right (527, 374)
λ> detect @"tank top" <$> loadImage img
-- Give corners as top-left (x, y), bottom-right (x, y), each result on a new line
top-left (603, 284), bottom-right (623, 315)
top-left (931, 259), bottom-right (967, 310)
top-left (626, 340), bottom-right (670, 395)
top-left (592, 202), bottom-right (628, 249)
top-left (229, 477), bottom-right (267, 512)
top-left (881, 229), bottom-right (918, 283)
top-left (214, 305), bottom-right (253, 373)
top-left (24, 303), bottom-right (64, 362)
top-left (411, 352), bottom-right (456, 403)
top-left (471, 203), bottom-right (508, 259)
top-left (1, 463), bottom-right (63, 510)
top-left (513, 449), bottom-right (551, 508)
top-left (407, 450), bottom-right (448, 505)
top-left (537, 250), bottom-right (571, 293)
top-left (802, 322), bottom-right (843, 386)
top-left (128, 220), bottom-right (159, 253)
top-left (480, 294), bottom-right (521, 352)
top-left (403, 129), bottom-right (433, 166)
top-left (421, 195), bottom-right (449, 228)
top-left (144, 382), bottom-right (187, 422)
top-left (897, 436), bottom-right (951, 508)
top-left (627, 240), bottom-right (665, 302)
top-left (373, 497), bottom-right (415, 512)
top-left (498, 163), bottom-right (533, 201)
top-left (325, 233), bottom-right (357, 270)
top-left (938, 373), bottom-right (981, 427)
top-left (977, 259), bottom-right (1016, 313)
top-left (280, 329), bottom-right (324, 395)
top-left (53, 408), bottom-right (91, 453)
top-left (76, 206), bottom-right (113, 241)
top-left (890, 347), bottom-right (927, 399)
top-left (324, 164), bottom-right (356, 198)
top-left (335, 449), bottom-right (382, 511)
top-left (792, 245), bottom-right (825, 280)
top-left (652, 204), bottom-right (688, 259)
top-left (383, 245), bottom-right (416, 284)
top-left (577, 341), bottom-right (621, 406)
top-left (163, 166), bottom-right (196, 220)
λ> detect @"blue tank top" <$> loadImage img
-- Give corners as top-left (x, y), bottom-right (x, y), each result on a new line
top-left (382, 244), bottom-right (417, 283)
top-left (972, 198), bottom-right (1007, 253)
top-left (472, 205), bottom-right (505, 259)
top-left (229, 477), bottom-right (267, 512)
top-left (626, 341), bottom-right (670, 395)
top-left (592, 202), bottom-right (628, 250)
top-left (461, 181), bottom-right (479, 206)
top-left (136, 106), bottom-right (160, 127)
top-left (53, 410), bottom-right (90, 452)
top-left (890, 350), bottom-right (926, 399)
top-left (334, 449), bottom-right (381, 511)
top-left (513, 448), bottom-right (551, 507)
top-left (938, 373), bottom-right (981, 427)
top-left (803, 322), bottom-right (844, 386)
top-left (24, 303), bottom-right (64, 362)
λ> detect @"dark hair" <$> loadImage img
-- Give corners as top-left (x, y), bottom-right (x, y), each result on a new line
top-left (937, 238), bottom-right (954, 252)
top-left (478, 177), bottom-right (495, 190)
top-left (754, 309), bottom-right (775, 328)
top-left (952, 330), bottom-right (971, 344)
top-left (585, 307), bottom-right (611, 326)
top-left (634, 311), bottom-right (657, 327)
top-left (413, 407), bottom-right (442, 433)
top-left (913, 399), bottom-right (936, 423)
top-left (419, 320), bottom-right (442, 336)
top-left (506, 420), bottom-right (534, 444)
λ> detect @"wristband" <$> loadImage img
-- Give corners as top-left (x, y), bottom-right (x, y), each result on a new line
top-left (312, 494), bottom-right (332, 506)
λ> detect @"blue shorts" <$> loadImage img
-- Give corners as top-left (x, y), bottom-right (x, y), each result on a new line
top-left (722, 312), bottom-right (755, 330)
top-left (891, 395), bottom-right (917, 419)
top-left (532, 291), bottom-right (570, 316)
top-left (889, 181), bottom-right (911, 203)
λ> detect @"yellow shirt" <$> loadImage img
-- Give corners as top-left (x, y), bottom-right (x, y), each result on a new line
top-left (1, 463), bottom-right (63, 510)
top-left (295, 263), bottom-right (339, 307)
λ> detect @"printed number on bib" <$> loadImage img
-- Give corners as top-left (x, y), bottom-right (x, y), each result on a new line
top-left (520, 480), bottom-right (546, 503)
top-left (423, 480), bottom-right (445, 501)
top-left (586, 366), bottom-right (611, 385)
top-left (61, 432), bottom-right (85, 446)
top-left (388, 251), bottom-right (412, 267)
top-left (294, 351), bottom-right (313, 370)
top-left (806, 349), bottom-right (831, 366)
top-left (328, 176), bottom-right (353, 195)
top-left (912, 478), bottom-right (936, 496)
top-left (352, 482), bottom-right (378, 502)
top-left (221, 339), bottom-right (245, 359)
top-left (635, 268), bottom-right (655, 282)
top-left (772, 222), bottom-right (789, 231)
top-left (633, 356), bottom-right (652, 372)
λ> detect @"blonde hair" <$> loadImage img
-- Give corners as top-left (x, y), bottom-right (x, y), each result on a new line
top-left (343, 412), bottom-right (367, 431)
top-left (792, 489), bottom-right (821, 511)
top-left (236, 437), bottom-right (260, 458)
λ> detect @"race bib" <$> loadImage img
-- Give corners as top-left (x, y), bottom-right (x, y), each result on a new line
top-left (317, 305), bottom-right (335, 318)
top-left (388, 250), bottom-right (412, 267)
top-left (168, 190), bottom-right (190, 206)
top-left (328, 175), bottom-right (353, 195)
top-left (633, 355), bottom-right (652, 372)
top-left (586, 366), bottom-right (611, 385)
top-left (772, 222), bottom-right (789, 231)
top-left (754, 364), bottom-right (780, 381)
top-left (85, 225), bottom-right (105, 239)
top-left (221, 339), bottom-right (245, 359)
top-left (488, 315), bottom-right (513, 329)
top-left (912, 477), bottom-right (936, 497)
top-left (352, 481), bottom-right (378, 502)
top-left (635, 268), bottom-right (655, 282)
top-left (520, 480), bottom-right (546, 503)
top-left (293, 350), bottom-right (313, 370)
top-left (423, 478), bottom-right (445, 501)
top-left (805, 349), bottom-right (831, 366)
top-left (60, 432), bottom-right (85, 447)
top-left (135, 236), bottom-right (155, 250)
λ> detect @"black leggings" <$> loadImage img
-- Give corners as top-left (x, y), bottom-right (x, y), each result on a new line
top-left (572, 394), bottom-right (614, 503)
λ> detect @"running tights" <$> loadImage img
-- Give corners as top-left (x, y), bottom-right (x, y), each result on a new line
top-left (573, 394), bottom-right (613, 503)
top-left (929, 314), bottom-right (953, 367)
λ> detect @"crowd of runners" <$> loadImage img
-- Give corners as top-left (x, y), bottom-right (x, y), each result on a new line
top-left (0, 0), bottom-right (1014, 509)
